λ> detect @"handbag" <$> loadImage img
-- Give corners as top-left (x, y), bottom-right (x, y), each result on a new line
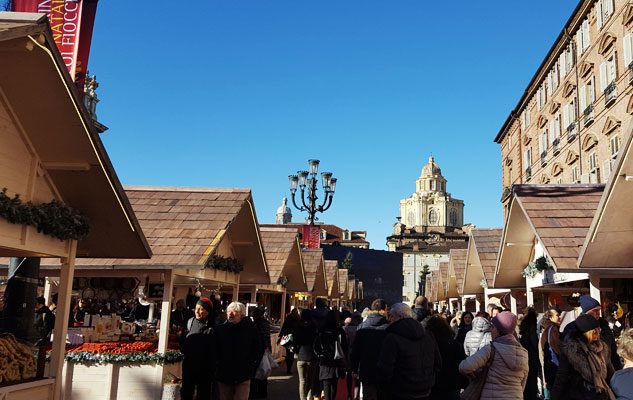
top-left (334, 335), bottom-right (345, 360)
top-left (461, 343), bottom-right (496, 400)
top-left (279, 334), bottom-right (293, 347)
top-left (255, 350), bottom-right (278, 379)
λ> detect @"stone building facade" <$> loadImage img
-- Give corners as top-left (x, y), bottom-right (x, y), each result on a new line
top-left (387, 156), bottom-right (469, 304)
top-left (496, 0), bottom-right (631, 211)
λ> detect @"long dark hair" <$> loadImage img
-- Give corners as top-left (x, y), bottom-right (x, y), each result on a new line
top-left (426, 315), bottom-right (453, 342)
top-left (459, 311), bottom-right (474, 328)
top-left (519, 307), bottom-right (538, 337)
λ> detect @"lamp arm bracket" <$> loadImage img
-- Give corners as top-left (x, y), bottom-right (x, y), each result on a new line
top-left (290, 192), bottom-right (305, 212)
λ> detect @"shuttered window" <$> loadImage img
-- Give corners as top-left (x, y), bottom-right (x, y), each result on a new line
top-left (624, 33), bottom-right (633, 68)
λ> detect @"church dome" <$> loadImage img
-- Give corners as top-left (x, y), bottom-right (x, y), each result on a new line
top-left (421, 156), bottom-right (442, 176)
top-left (277, 197), bottom-right (291, 214)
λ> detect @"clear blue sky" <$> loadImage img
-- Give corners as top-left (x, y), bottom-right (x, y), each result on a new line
top-left (90, 1), bottom-right (578, 249)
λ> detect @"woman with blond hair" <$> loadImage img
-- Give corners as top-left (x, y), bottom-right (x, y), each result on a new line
top-left (611, 328), bottom-right (633, 399)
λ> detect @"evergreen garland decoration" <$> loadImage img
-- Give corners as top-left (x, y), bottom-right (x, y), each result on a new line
top-left (0, 188), bottom-right (90, 241)
top-left (64, 350), bottom-right (183, 365)
top-left (205, 254), bottom-right (243, 273)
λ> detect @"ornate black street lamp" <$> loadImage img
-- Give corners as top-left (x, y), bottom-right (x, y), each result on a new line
top-left (288, 159), bottom-right (337, 225)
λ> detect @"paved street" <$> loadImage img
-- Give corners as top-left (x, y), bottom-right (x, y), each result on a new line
top-left (267, 360), bottom-right (299, 399)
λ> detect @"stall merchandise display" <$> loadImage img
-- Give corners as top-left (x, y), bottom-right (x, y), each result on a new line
top-left (0, 333), bottom-right (37, 384)
top-left (63, 341), bottom-right (183, 365)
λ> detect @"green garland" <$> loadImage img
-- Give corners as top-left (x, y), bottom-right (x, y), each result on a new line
top-left (64, 350), bottom-right (183, 365)
top-left (206, 254), bottom-right (243, 273)
top-left (0, 188), bottom-right (90, 241)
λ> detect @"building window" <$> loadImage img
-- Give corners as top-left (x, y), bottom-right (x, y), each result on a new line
top-left (576, 19), bottom-right (591, 55)
top-left (580, 77), bottom-right (596, 125)
top-left (571, 165), bottom-right (580, 183)
top-left (550, 115), bottom-right (561, 152)
top-left (587, 152), bottom-right (600, 183)
top-left (563, 99), bottom-right (577, 139)
top-left (560, 45), bottom-right (575, 77)
top-left (407, 210), bottom-right (415, 227)
top-left (624, 32), bottom-right (633, 68)
top-left (521, 109), bottom-right (530, 130)
top-left (539, 130), bottom-right (549, 159)
top-left (428, 209), bottom-right (438, 225)
top-left (430, 180), bottom-right (435, 191)
top-left (600, 53), bottom-right (617, 105)
top-left (524, 147), bottom-right (533, 181)
top-left (597, 0), bottom-right (615, 29)
top-left (610, 135), bottom-right (621, 159)
top-left (450, 209), bottom-right (458, 227)
top-left (537, 84), bottom-right (547, 110)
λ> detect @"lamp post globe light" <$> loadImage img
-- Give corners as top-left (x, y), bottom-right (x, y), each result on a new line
top-left (288, 159), bottom-right (337, 225)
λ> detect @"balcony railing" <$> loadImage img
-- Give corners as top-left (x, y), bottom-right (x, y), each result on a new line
top-left (566, 122), bottom-right (577, 142)
top-left (553, 137), bottom-right (561, 155)
top-left (540, 151), bottom-right (547, 166)
top-left (583, 105), bottom-right (594, 126)
top-left (525, 166), bottom-right (532, 181)
top-left (604, 82), bottom-right (617, 106)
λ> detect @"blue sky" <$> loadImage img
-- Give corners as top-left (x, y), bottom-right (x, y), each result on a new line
top-left (90, 1), bottom-right (578, 249)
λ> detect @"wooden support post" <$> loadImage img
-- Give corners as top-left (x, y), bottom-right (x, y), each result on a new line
top-left (155, 270), bottom-right (174, 399)
top-left (250, 286), bottom-right (257, 304)
top-left (510, 291), bottom-right (518, 315)
top-left (280, 289), bottom-right (287, 324)
top-left (475, 296), bottom-right (481, 313)
top-left (52, 240), bottom-right (77, 400)
top-left (232, 274), bottom-right (240, 303)
top-left (590, 275), bottom-right (601, 305)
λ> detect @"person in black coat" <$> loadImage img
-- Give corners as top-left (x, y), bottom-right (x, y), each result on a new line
top-left (351, 299), bottom-right (389, 400)
top-left (34, 296), bottom-right (55, 346)
top-left (376, 303), bottom-right (442, 400)
top-left (425, 315), bottom-right (467, 400)
top-left (293, 309), bottom-right (319, 400)
top-left (180, 298), bottom-right (216, 400)
top-left (314, 310), bottom-right (347, 400)
top-left (519, 307), bottom-right (541, 400)
top-left (454, 311), bottom-right (473, 345)
top-left (215, 301), bottom-right (264, 400)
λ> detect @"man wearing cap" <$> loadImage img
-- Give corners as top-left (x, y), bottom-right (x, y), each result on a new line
top-left (562, 295), bottom-right (622, 371)
top-left (180, 297), bottom-right (216, 400)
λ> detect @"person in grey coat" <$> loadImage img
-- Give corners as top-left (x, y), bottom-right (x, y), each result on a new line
top-left (463, 316), bottom-right (492, 357)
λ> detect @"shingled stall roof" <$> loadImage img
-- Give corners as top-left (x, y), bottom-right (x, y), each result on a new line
top-left (338, 269), bottom-right (349, 300)
top-left (579, 125), bottom-right (633, 269)
top-left (258, 226), bottom-right (306, 292)
top-left (301, 248), bottom-right (328, 297)
top-left (438, 261), bottom-right (449, 300)
top-left (464, 229), bottom-right (503, 294)
top-left (496, 184), bottom-right (604, 288)
top-left (0, 13), bottom-right (149, 259)
top-left (448, 249), bottom-right (467, 298)
top-left (325, 260), bottom-right (340, 299)
top-left (42, 187), bottom-right (269, 285)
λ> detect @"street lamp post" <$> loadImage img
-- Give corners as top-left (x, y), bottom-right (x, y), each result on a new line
top-left (288, 159), bottom-right (337, 225)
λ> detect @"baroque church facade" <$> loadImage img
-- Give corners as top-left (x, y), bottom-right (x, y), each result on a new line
top-left (387, 156), bottom-right (470, 304)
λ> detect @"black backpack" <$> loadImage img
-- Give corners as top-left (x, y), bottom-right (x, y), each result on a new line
top-left (313, 330), bottom-right (336, 361)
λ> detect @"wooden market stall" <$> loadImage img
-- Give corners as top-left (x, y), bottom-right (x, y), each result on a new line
top-left (250, 226), bottom-right (306, 323)
top-left (40, 187), bottom-right (270, 400)
top-left (463, 228), bottom-right (503, 311)
top-left (438, 261), bottom-right (449, 310)
top-left (0, 12), bottom-right (151, 400)
top-left (495, 184), bottom-right (603, 313)
top-left (324, 260), bottom-right (340, 308)
top-left (447, 249), bottom-right (467, 312)
top-left (577, 123), bottom-right (633, 313)
top-left (300, 248), bottom-right (329, 308)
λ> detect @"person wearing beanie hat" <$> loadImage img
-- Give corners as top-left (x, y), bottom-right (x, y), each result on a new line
top-left (459, 311), bottom-right (528, 399)
top-left (551, 313), bottom-right (616, 400)
top-left (562, 295), bottom-right (623, 371)
top-left (180, 296), bottom-right (216, 400)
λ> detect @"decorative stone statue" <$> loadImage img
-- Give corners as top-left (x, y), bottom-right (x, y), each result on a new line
top-left (83, 73), bottom-right (99, 121)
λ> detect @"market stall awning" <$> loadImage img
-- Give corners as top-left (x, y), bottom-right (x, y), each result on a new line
top-left (43, 187), bottom-right (269, 285)
top-left (0, 13), bottom-right (150, 259)
top-left (496, 184), bottom-right (604, 287)
top-left (338, 269), bottom-right (349, 301)
top-left (579, 125), bottom-right (633, 269)
top-left (259, 226), bottom-right (306, 292)
top-left (302, 248), bottom-right (328, 298)
top-left (448, 249), bottom-right (467, 298)
top-left (464, 228), bottom-right (502, 294)
top-left (325, 260), bottom-right (340, 299)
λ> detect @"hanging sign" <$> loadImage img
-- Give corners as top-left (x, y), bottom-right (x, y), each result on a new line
top-left (302, 225), bottom-right (321, 249)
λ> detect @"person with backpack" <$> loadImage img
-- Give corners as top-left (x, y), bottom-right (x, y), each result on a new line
top-left (180, 298), bottom-right (216, 400)
top-left (314, 310), bottom-right (347, 400)
top-left (294, 309), bottom-right (320, 400)
top-left (540, 308), bottom-right (561, 396)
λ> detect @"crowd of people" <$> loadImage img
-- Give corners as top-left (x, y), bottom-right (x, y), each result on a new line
top-left (177, 294), bottom-right (633, 400)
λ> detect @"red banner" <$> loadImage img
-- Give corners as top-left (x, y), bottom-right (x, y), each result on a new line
top-left (302, 225), bottom-right (321, 249)
top-left (12, 0), bottom-right (98, 85)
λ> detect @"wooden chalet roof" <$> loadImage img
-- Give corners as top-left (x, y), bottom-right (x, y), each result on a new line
top-left (465, 229), bottom-right (503, 293)
top-left (439, 261), bottom-right (449, 299)
top-left (496, 184), bottom-right (603, 287)
top-left (41, 187), bottom-right (269, 284)
top-left (338, 269), bottom-right (349, 298)
top-left (301, 249), bottom-right (323, 292)
top-left (514, 184), bottom-right (604, 269)
top-left (449, 249), bottom-right (468, 297)
top-left (259, 226), bottom-right (300, 283)
top-left (325, 260), bottom-right (339, 298)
